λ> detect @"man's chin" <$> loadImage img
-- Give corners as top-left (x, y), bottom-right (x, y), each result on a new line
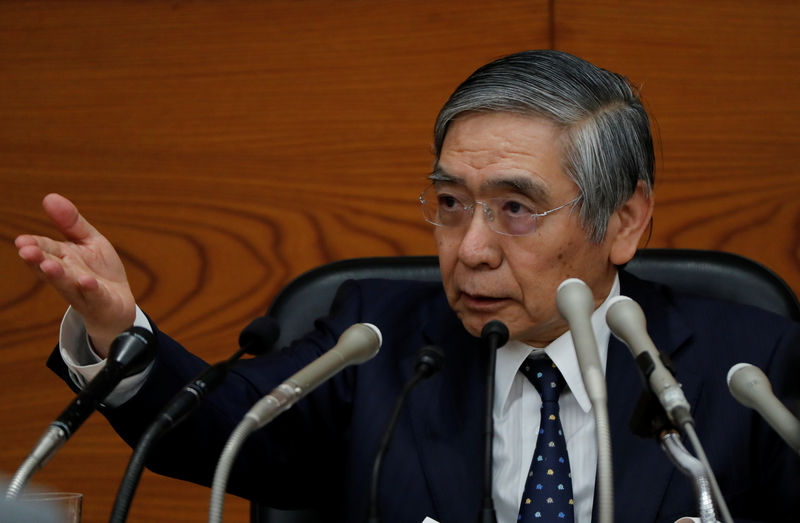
top-left (456, 311), bottom-right (566, 347)
top-left (456, 310), bottom-right (506, 339)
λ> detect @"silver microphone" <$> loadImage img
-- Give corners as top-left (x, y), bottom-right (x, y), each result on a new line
top-left (727, 363), bottom-right (800, 455)
top-left (606, 296), bottom-right (692, 427)
top-left (607, 296), bottom-right (735, 523)
top-left (556, 278), bottom-right (613, 523)
top-left (209, 322), bottom-right (383, 523)
top-left (556, 278), bottom-right (606, 402)
top-left (246, 322), bottom-right (382, 426)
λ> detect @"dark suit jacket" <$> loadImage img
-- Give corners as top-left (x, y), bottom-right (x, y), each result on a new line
top-left (48, 270), bottom-right (800, 522)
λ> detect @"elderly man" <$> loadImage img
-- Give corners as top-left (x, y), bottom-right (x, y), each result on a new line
top-left (15, 50), bottom-right (800, 522)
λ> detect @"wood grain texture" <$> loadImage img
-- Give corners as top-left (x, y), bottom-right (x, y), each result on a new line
top-left (0, 1), bottom-right (549, 521)
top-left (3, 1), bottom-right (799, 521)
top-left (553, 0), bottom-right (800, 291)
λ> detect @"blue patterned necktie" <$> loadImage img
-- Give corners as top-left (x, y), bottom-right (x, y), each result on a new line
top-left (517, 357), bottom-right (574, 521)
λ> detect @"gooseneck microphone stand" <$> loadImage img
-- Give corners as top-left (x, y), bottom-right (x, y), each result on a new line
top-left (629, 386), bottom-right (726, 523)
top-left (109, 317), bottom-right (279, 523)
top-left (6, 327), bottom-right (156, 500)
top-left (479, 320), bottom-right (509, 523)
top-left (367, 345), bottom-right (444, 523)
top-left (660, 431), bottom-right (717, 523)
top-left (608, 296), bottom-right (733, 523)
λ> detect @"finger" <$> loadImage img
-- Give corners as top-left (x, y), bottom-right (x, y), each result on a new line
top-left (39, 258), bottom-right (67, 279)
top-left (17, 234), bottom-right (67, 259)
top-left (42, 193), bottom-right (100, 243)
top-left (20, 241), bottom-right (93, 292)
top-left (18, 240), bottom-right (69, 279)
top-left (15, 234), bottom-right (38, 248)
top-left (15, 236), bottom-right (46, 264)
top-left (18, 244), bottom-right (46, 265)
top-left (76, 273), bottom-right (100, 293)
top-left (18, 237), bottom-right (70, 267)
top-left (38, 258), bottom-right (102, 306)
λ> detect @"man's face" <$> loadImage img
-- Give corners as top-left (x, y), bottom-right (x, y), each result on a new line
top-left (434, 112), bottom-right (619, 346)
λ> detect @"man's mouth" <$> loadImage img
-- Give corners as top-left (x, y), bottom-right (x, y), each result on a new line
top-left (461, 292), bottom-right (508, 309)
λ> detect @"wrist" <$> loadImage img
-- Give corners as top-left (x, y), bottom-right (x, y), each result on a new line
top-left (85, 309), bottom-right (138, 358)
top-left (87, 333), bottom-right (115, 358)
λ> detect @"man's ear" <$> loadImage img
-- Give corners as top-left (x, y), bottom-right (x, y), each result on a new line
top-left (608, 181), bottom-right (654, 265)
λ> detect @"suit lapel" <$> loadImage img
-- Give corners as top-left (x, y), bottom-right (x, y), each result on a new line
top-left (604, 271), bottom-right (704, 522)
top-left (406, 303), bottom-right (488, 521)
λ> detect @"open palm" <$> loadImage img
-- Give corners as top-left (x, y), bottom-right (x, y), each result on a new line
top-left (15, 193), bottom-right (137, 356)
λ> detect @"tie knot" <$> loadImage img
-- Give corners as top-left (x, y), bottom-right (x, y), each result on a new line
top-left (520, 357), bottom-right (566, 402)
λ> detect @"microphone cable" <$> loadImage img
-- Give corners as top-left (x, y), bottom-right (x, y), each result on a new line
top-left (367, 345), bottom-right (444, 523)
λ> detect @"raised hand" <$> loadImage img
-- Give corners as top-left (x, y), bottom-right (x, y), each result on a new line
top-left (15, 193), bottom-right (137, 357)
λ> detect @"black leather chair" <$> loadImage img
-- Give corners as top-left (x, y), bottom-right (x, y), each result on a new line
top-left (250, 248), bottom-right (800, 522)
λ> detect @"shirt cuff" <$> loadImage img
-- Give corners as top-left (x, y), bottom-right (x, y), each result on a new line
top-left (59, 306), bottom-right (154, 407)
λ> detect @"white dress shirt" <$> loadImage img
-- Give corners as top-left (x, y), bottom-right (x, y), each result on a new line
top-left (492, 274), bottom-right (618, 523)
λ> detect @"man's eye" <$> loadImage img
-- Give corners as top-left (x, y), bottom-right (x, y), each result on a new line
top-left (438, 194), bottom-right (461, 210)
top-left (500, 199), bottom-right (533, 216)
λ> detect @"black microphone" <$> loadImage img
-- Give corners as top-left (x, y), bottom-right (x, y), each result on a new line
top-left (5, 327), bottom-right (156, 498)
top-left (149, 316), bottom-right (279, 431)
top-left (367, 345), bottom-right (444, 523)
top-left (479, 320), bottom-right (509, 523)
top-left (58, 327), bottom-right (156, 435)
top-left (109, 316), bottom-right (280, 523)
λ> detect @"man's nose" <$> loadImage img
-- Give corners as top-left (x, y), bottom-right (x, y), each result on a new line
top-left (457, 203), bottom-right (502, 269)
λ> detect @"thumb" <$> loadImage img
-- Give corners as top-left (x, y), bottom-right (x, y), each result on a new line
top-left (42, 193), bottom-right (100, 243)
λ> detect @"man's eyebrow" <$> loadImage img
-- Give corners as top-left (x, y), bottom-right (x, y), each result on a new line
top-left (427, 169), bottom-right (463, 184)
top-left (484, 176), bottom-right (550, 202)
top-left (427, 170), bottom-right (552, 201)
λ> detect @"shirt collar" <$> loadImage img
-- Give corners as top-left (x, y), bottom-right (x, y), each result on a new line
top-left (495, 273), bottom-right (620, 413)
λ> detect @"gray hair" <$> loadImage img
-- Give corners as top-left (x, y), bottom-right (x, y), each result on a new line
top-left (433, 50), bottom-right (654, 242)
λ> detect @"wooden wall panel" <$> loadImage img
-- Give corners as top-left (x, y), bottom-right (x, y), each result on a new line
top-left (0, 1), bottom-right (550, 521)
top-left (3, 1), bottom-right (799, 521)
top-left (553, 0), bottom-right (800, 294)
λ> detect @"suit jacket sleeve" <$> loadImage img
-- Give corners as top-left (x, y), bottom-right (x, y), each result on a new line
top-left (45, 279), bottom-right (369, 509)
